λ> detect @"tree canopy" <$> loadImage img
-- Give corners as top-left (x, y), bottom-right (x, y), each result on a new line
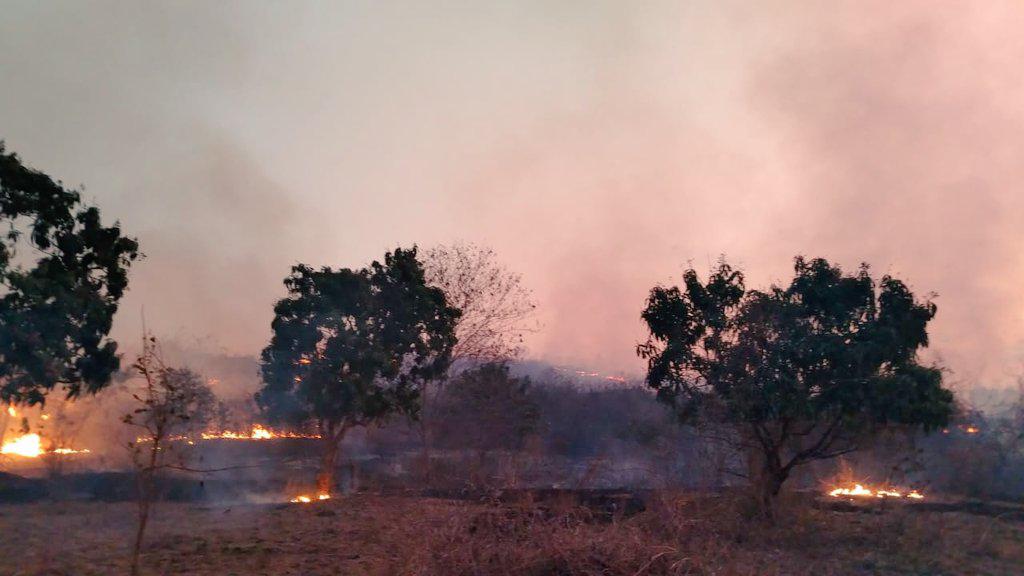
top-left (638, 256), bottom-right (954, 510)
top-left (0, 143), bottom-right (139, 405)
top-left (435, 362), bottom-right (540, 456)
top-left (257, 247), bottom-right (459, 490)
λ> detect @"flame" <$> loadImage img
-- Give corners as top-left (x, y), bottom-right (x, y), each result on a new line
top-left (290, 493), bottom-right (330, 503)
top-left (6, 406), bottom-right (16, 417)
top-left (2, 433), bottom-right (42, 457)
top-left (1, 433), bottom-right (90, 458)
top-left (199, 424), bottom-right (318, 441)
top-left (829, 484), bottom-right (873, 497)
top-left (51, 447), bottom-right (91, 455)
top-left (828, 483), bottom-right (924, 500)
top-left (137, 424), bottom-right (319, 445)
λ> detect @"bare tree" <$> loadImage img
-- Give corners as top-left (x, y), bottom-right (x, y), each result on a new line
top-left (423, 242), bottom-right (537, 365)
top-left (123, 335), bottom-right (220, 576)
top-left (419, 243), bottom-right (537, 482)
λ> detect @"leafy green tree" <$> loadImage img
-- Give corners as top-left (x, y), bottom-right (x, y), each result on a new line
top-left (0, 143), bottom-right (139, 406)
top-left (638, 257), bottom-right (953, 515)
top-left (257, 247), bottom-right (459, 494)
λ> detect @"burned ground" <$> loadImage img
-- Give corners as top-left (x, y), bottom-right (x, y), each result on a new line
top-left (3, 492), bottom-right (1023, 576)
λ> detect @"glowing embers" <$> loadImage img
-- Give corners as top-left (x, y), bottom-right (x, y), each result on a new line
top-left (1, 433), bottom-right (91, 458)
top-left (828, 483), bottom-right (924, 500)
top-left (290, 493), bottom-right (331, 504)
top-left (199, 424), bottom-right (318, 440)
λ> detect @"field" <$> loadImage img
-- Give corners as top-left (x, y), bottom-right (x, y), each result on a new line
top-left (3, 492), bottom-right (1024, 576)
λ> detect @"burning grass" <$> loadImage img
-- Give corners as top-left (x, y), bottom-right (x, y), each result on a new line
top-left (0, 433), bottom-right (91, 458)
top-left (409, 491), bottom-right (1024, 575)
top-left (828, 483), bottom-right (924, 500)
top-left (2, 492), bottom-right (1022, 576)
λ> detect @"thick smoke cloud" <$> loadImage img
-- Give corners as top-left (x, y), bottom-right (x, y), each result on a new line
top-left (1, 1), bottom-right (1021, 387)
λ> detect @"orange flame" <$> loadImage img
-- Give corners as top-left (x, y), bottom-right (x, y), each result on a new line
top-left (828, 483), bottom-right (924, 500)
top-left (290, 493), bottom-right (330, 503)
top-left (1, 433), bottom-right (91, 458)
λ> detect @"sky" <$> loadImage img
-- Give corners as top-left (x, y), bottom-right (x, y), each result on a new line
top-left (1, 1), bottom-right (1023, 388)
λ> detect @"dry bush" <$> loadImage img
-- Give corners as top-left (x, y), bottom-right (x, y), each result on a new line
top-left (405, 490), bottom-right (1024, 576)
top-left (406, 492), bottom-right (743, 576)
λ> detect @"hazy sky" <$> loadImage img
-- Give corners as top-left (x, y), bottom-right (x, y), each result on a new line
top-left (2, 1), bottom-right (1023, 386)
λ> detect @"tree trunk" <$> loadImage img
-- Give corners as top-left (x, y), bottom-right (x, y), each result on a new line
top-left (417, 380), bottom-right (439, 485)
top-left (418, 419), bottom-right (434, 484)
top-left (316, 438), bottom-right (339, 495)
top-left (131, 441), bottom-right (161, 576)
top-left (131, 493), bottom-right (151, 576)
top-left (748, 445), bottom-right (787, 520)
top-left (758, 472), bottom-right (784, 519)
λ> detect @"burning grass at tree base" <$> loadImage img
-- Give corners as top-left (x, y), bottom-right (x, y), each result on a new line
top-left (0, 424), bottom-right (319, 460)
top-left (2, 491), bottom-right (1022, 576)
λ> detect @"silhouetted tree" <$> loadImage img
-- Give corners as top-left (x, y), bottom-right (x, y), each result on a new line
top-left (420, 243), bottom-right (536, 481)
top-left (123, 335), bottom-right (220, 576)
top-left (435, 363), bottom-right (540, 485)
top-left (0, 143), bottom-right (139, 406)
top-left (423, 242), bottom-right (536, 365)
top-left (638, 257), bottom-right (954, 516)
top-left (258, 247), bottom-right (459, 494)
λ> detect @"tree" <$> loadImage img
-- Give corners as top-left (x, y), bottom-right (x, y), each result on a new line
top-left (434, 362), bottom-right (540, 486)
top-left (419, 243), bottom-right (536, 481)
top-left (123, 335), bottom-right (221, 576)
top-left (257, 247), bottom-right (459, 495)
top-left (637, 257), bottom-right (954, 516)
top-left (0, 143), bottom-right (139, 406)
top-left (423, 242), bottom-right (536, 365)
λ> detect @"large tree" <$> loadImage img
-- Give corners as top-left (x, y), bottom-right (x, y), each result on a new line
top-left (637, 257), bottom-right (953, 515)
top-left (0, 143), bottom-right (139, 406)
top-left (257, 247), bottom-right (459, 494)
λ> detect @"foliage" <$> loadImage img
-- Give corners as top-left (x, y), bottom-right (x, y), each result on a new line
top-left (257, 247), bottom-right (459, 491)
top-left (435, 363), bottom-right (540, 455)
top-left (424, 242), bottom-right (536, 364)
top-left (637, 256), bottom-right (954, 509)
top-left (124, 337), bottom-right (221, 454)
top-left (0, 143), bottom-right (139, 406)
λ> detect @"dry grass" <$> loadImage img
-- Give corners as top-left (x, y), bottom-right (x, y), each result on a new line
top-left (2, 492), bottom-right (1022, 576)
top-left (407, 491), bottom-right (1024, 576)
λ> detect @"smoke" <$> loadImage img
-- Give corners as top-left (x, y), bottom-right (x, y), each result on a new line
top-left (750, 2), bottom-right (1024, 386)
top-left (1, 2), bottom-right (1021, 386)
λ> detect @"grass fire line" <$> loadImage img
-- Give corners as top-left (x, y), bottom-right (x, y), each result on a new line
top-left (828, 483), bottom-right (925, 500)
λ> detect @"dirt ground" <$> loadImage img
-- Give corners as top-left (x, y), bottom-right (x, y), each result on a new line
top-left (1, 496), bottom-right (461, 576)
top-left (2, 494), bottom-right (1024, 576)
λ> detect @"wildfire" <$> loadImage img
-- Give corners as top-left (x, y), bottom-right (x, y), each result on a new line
top-left (1, 433), bottom-right (91, 458)
top-left (828, 483), bottom-right (924, 500)
top-left (1, 433), bottom-right (40, 457)
top-left (6, 406), bottom-right (15, 417)
top-left (290, 493), bottom-right (331, 503)
top-left (200, 424), bottom-right (318, 440)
